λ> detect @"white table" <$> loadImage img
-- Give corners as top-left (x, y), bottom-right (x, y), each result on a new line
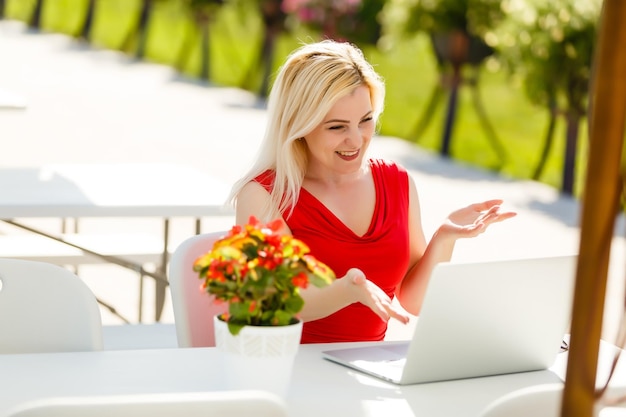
top-left (0, 341), bottom-right (598, 417)
top-left (0, 163), bottom-right (233, 320)
top-left (0, 163), bottom-right (232, 218)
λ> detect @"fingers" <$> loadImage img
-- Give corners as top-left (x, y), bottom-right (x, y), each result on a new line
top-left (477, 206), bottom-right (503, 225)
top-left (470, 199), bottom-right (504, 212)
top-left (470, 199), bottom-right (517, 224)
top-left (347, 269), bottom-right (410, 324)
top-left (491, 211), bottom-right (518, 224)
top-left (388, 308), bottom-right (411, 325)
top-left (476, 205), bottom-right (499, 221)
top-left (479, 205), bottom-right (517, 226)
top-left (369, 295), bottom-right (410, 325)
top-left (449, 204), bottom-right (515, 238)
top-left (472, 200), bottom-right (517, 222)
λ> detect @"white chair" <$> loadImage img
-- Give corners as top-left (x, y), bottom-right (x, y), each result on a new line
top-left (5, 390), bottom-right (288, 417)
top-left (0, 258), bottom-right (103, 353)
top-left (168, 231), bottom-right (228, 347)
top-left (480, 383), bottom-right (563, 417)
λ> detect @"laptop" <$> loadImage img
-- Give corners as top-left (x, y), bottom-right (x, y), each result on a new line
top-left (322, 255), bottom-right (576, 385)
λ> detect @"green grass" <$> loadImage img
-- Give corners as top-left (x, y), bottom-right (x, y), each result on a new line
top-left (4, 0), bottom-right (589, 195)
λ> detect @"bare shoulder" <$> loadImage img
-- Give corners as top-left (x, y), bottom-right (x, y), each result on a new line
top-left (239, 180), bottom-right (269, 198)
top-left (235, 181), bottom-right (271, 224)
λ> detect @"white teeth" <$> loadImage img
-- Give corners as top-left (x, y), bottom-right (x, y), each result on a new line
top-left (337, 150), bottom-right (358, 157)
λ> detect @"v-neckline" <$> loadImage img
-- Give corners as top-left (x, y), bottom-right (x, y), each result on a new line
top-left (300, 163), bottom-right (378, 239)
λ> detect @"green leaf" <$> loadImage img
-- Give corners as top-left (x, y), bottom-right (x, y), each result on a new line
top-left (284, 294), bottom-right (304, 314)
top-left (227, 321), bottom-right (245, 336)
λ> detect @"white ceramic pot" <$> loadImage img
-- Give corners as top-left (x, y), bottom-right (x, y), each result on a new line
top-left (213, 315), bottom-right (302, 398)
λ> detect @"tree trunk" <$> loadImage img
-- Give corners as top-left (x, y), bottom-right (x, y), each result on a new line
top-left (532, 99), bottom-right (558, 180)
top-left (257, 25), bottom-right (279, 98)
top-left (79, 0), bottom-right (97, 41)
top-left (256, 1), bottom-right (286, 98)
top-left (430, 31), bottom-right (494, 159)
top-left (30, 0), bottom-right (44, 29)
top-left (560, 1), bottom-right (626, 416)
top-left (135, 0), bottom-right (152, 59)
top-left (561, 110), bottom-right (581, 195)
top-left (118, 0), bottom-right (152, 55)
top-left (199, 20), bottom-right (211, 81)
top-left (440, 64), bottom-right (461, 158)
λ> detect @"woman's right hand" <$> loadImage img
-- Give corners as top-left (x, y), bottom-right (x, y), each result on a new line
top-left (441, 199), bottom-right (516, 240)
top-left (343, 268), bottom-right (410, 325)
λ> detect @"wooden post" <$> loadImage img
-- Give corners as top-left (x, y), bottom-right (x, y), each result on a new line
top-left (561, 0), bottom-right (626, 416)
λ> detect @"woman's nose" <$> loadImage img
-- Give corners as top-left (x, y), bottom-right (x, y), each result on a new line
top-left (345, 126), bottom-right (363, 147)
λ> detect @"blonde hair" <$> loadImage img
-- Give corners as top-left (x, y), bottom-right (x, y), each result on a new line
top-left (229, 40), bottom-right (385, 221)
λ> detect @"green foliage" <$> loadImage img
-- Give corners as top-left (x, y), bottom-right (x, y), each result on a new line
top-left (283, 0), bottom-right (386, 46)
top-left (181, 0), bottom-right (225, 21)
top-left (5, 0), bottom-right (595, 193)
top-left (494, 0), bottom-right (601, 115)
top-left (409, 0), bottom-right (505, 36)
top-left (351, 0), bottom-right (386, 45)
top-left (380, 0), bottom-right (506, 47)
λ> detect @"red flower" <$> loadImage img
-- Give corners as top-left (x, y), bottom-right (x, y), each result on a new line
top-left (193, 215), bottom-right (335, 335)
top-left (292, 272), bottom-right (309, 289)
top-left (265, 218), bottom-right (284, 232)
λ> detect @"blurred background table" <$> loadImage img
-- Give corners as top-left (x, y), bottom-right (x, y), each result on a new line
top-left (0, 163), bottom-right (233, 322)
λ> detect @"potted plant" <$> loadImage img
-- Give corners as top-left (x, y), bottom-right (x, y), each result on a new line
top-left (193, 216), bottom-right (335, 396)
top-left (194, 215), bottom-right (335, 335)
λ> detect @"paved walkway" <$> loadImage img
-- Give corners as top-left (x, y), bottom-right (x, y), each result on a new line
top-left (1, 20), bottom-right (624, 345)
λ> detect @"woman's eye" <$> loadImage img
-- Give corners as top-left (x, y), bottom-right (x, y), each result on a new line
top-left (361, 116), bottom-right (373, 124)
top-left (328, 125), bottom-right (344, 130)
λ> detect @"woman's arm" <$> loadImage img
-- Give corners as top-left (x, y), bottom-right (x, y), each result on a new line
top-left (397, 177), bottom-right (517, 315)
top-left (299, 268), bottom-right (410, 324)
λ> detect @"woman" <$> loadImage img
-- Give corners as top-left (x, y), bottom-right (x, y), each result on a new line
top-left (229, 40), bottom-right (516, 343)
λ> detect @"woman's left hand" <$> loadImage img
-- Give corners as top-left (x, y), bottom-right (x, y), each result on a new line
top-left (442, 199), bottom-right (516, 239)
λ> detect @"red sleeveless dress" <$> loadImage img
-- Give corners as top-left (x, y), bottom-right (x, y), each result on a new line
top-left (254, 159), bottom-right (411, 343)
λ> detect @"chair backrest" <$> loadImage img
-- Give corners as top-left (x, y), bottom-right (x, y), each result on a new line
top-left (168, 231), bottom-right (228, 347)
top-left (0, 258), bottom-right (103, 353)
top-left (480, 383), bottom-right (563, 417)
top-left (5, 390), bottom-right (288, 417)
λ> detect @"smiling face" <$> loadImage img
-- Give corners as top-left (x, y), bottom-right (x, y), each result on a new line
top-left (303, 85), bottom-right (375, 179)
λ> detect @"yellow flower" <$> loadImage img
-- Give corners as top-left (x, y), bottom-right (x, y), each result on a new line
top-left (193, 216), bottom-right (335, 335)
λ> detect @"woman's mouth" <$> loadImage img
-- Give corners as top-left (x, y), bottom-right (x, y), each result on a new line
top-left (336, 150), bottom-right (359, 161)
